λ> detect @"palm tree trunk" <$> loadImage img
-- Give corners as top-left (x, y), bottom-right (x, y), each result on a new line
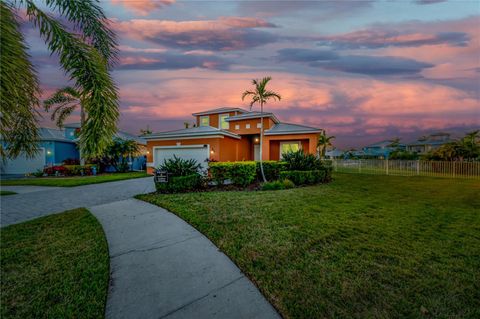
top-left (80, 104), bottom-right (86, 165)
top-left (259, 102), bottom-right (266, 183)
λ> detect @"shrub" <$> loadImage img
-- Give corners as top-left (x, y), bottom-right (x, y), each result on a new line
top-left (155, 173), bottom-right (202, 193)
top-left (62, 158), bottom-right (80, 165)
top-left (209, 162), bottom-right (257, 187)
top-left (257, 161), bottom-right (288, 181)
top-left (159, 155), bottom-right (202, 177)
top-left (282, 150), bottom-right (324, 171)
top-left (63, 164), bottom-right (96, 176)
top-left (261, 179), bottom-right (295, 191)
top-left (279, 169), bottom-right (331, 186)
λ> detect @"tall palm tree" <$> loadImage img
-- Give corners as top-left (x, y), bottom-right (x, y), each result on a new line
top-left (242, 76), bottom-right (281, 182)
top-left (1, 0), bottom-right (118, 160)
top-left (317, 131), bottom-right (335, 159)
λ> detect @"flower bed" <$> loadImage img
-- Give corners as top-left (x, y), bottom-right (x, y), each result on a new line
top-left (43, 165), bottom-right (97, 176)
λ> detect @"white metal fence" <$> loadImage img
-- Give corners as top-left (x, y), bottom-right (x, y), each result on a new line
top-left (332, 159), bottom-right (480, 179)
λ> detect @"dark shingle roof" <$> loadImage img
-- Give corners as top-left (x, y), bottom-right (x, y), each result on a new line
top-left (264, 123), bottom-right (322, 135)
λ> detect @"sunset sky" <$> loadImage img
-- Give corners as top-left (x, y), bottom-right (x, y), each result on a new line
top-left (27, 0), bottom-right (480, 148)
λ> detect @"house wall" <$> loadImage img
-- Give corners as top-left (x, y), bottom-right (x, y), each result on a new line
top-left (263, 134), bottom-right (318, 161)
top-left (54, 142), bottom-right (79, 163)
top-left (195, 111), bottom-right (238, 128)
top-left (227, 118), bottom-right (274, 135)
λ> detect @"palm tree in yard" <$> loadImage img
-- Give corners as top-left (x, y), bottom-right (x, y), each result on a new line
top-left (242, 76), bottom-right (281, 182)
top-left (317, 131), bottom-right (335, 159)
top-left (1, 0), bottom-right (118, 160)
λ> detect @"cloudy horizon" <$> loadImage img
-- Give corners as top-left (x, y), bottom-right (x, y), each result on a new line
top-left (26, 0), bottom-right (479, 149)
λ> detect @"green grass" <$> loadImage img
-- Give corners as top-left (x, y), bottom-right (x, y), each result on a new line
top-left (138, 173), bottom-right (480, 318)
top-left (0, 190), bottom-right (17, 196)
top-left (0, 171), bottom-right (148, 187)
top-left (0, 208), bottom-right (109, 319)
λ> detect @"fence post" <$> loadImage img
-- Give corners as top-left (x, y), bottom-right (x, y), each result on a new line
top-left (453, 161), bottom-right (456, 178)
top-left (416, 160), bottom-right (420, 176)
top-left (359, 159), bottom-right (362, 173)
top-left (386, 159), bottom-right (389, 175)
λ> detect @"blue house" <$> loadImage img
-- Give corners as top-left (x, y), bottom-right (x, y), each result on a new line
top-left (362, 140), bottom-right (406, 159)
top-left (1, 124), bottom-right (146, 175)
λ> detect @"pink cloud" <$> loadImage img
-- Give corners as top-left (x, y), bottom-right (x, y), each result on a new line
top-left (111, 0), bottom-right (175, 16)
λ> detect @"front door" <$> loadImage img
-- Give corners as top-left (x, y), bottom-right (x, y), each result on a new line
top-left (254, 145), bottom-right (260, 161)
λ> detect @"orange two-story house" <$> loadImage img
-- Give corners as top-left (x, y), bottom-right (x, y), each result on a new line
top-left (144, 107), bottom-right (322, 173)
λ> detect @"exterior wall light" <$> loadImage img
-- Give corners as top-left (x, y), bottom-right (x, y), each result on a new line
top-left (254, 137), bottom-right (259, 143)
top-left (210, 148), bottom-right (215, 154)
top-left (46, 150), bottom-right (52, 155)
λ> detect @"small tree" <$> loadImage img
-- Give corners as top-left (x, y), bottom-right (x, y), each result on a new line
top-left (102, 139), bottom-right (141, 172)
top-left (317, 131), bottom-right (335, 159)
top-left (242, 76), bottom-right (281, 182)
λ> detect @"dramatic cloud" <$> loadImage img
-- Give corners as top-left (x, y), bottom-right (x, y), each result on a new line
top-left (277, 48), bottom-right (339, 62)
top-left (117, 52), bottom-right (231, 70)
top-left (113, 17), bottom-right (277, 51)
top-left (414, 0), bottom-right (448, 5)
top-left (317, 30), bottom-right (469, 49)
top-left (111, 0), bottom-right (175, 16)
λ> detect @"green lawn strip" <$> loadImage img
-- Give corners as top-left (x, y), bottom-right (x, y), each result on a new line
top-left (138, 173), bottom-right (480, 318)
top-left (0, 208), bottom-right (109, 319)
top-left (0, 171), bottom-right (148, 187)
top-left (0, 190), bottom-right (17, 196)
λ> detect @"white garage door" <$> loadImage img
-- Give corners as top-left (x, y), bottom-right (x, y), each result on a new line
top-left (0, 148), bottom-right (46, 174)
top-left (154, 145), bottom-right (209, 171)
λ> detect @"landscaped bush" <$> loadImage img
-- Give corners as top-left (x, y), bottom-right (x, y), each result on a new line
top-left (159, 155), bottom-right (202, 176)
top-left (282, 150), bottom-right (324, 171)
top-left (261, 179), bottom-right (295, 191)
top-left (155, 173), bottom-right (202, 193)
top-left (209, 161), bottom-right (257, 187)
top-left (257, 161), bottom-right (288, 181)
top-left (62, 158), bottom-right (80, 165)
top-left (279, 169), bottom-right (331, 186)
top-left (43, 165), bottom-right (97, 176)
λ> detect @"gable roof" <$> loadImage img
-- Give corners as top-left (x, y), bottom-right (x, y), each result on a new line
top-left (38, 128), bottom-right (75, 143)
top-left (192, 107), bottom-right (248, 116)
top-left (264, 123), bottom-right (322, 135)
top-left (226, 111), bottom-right (280, 123)
top-left (143, 125), bottom-right (241, 140)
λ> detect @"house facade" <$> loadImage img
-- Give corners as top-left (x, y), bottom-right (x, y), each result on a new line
top-left (144, 107), bottom-right (322, 173)
top-left (406, 133), bottom-right (453, 154)
top-left (362, 140), bottom-right (406, 158)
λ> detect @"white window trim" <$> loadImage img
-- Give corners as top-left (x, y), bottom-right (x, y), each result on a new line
top-left (218, 113), bottom-right (230, 129)
top-left (235, 124), bottom-right (240, 130)
top-left (199, 115), bottom-right (209, 126)
top-left (279, 141), bottom-right (301, 159)
top-left (256, 122), bottom-right (262, 128)
top-left (246, 124), bottom-right (251, 129)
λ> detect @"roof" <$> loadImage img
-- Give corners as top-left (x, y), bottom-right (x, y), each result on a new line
top-left (143, 125), bottom-right (241, 140)
top-left (63, 122), bottom-right (81, 128)
top-left (364, 140), bottom-right (405, 149)
top-left (38, 128), bottom-right (75, 143)
top-left (63, 123), bottom-right (146, 145)
top-left (192, 107), bottom-right (248, 116)
top-left (264, 123), bottom-right (322, 135)
top-left (407, 139), bottom-right (454, 146)
top-left (226, 111), bottom-right (280, 123)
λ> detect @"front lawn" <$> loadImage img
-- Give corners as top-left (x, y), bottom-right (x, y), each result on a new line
top-left (1, 208), bottom-right (109, 318)
top-left (0, 190), bottom-right (17, 196)
top-left (0, 171), bottom-right (148, 187)
top-left (138, 173), bottom-right (480, 318)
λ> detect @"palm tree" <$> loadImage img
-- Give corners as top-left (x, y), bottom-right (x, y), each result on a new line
top-left (242, 76), bottom-right (281, 182)
top-left (317, 131), bottom-right (335, 159)
top-left (1, 0), bottom-right (118, 160)
top-left (44, 87), bottom-right (83, 128)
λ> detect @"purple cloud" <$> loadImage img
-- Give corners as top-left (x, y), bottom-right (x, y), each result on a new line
top-left (414, 0), bottom-right (448, 5)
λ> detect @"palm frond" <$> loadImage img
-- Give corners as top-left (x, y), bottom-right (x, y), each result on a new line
top-left (241, 90), bottom-right (256, 101)
top-left (24, 1), bottom-right (119, 158)
top-left (263, 90), bottom-right (281, 101)
top-left (42, 0), bottom-right (118, 65)
top-left (0, 2), bottom-right (40, 159)
top-left (55, 104), bottom-right (77, 128)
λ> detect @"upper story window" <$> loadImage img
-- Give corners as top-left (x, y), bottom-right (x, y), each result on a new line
top-left (219, 114), bottom-right (229, 129)
top-left (199, 116), bottom-right (209, 126)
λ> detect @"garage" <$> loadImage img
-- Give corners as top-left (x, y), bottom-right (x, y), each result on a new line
top-left (0, 148), bottom-right (46, 174)
top-left (153, 145), bottom-right (210, 171)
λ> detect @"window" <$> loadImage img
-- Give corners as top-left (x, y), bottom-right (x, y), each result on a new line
top-left (219, 114), bottom-right (229, 129)
top-left (257, 122), bottom-right (262, 128)
top-left (280, 141), bottom-right (301, 159)
top-left (199, 116), bottom-right (209, 126)
top-left (235, 124), bottom-right (240, 130)
top-left (246, 124), bottom-right (251, 129)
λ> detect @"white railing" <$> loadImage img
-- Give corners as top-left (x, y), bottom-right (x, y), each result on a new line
top-left (332, 159), bottom-right (480, 179)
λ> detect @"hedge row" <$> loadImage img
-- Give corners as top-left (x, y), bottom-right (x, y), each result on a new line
top-left (155, 173), bottom-right (202, 193)
top-left (279, 168), bottom-right (332, 186)
top-left (43, 164), bottom-right (97, 176)
top-left (209, 162), bottom-right (257, 187)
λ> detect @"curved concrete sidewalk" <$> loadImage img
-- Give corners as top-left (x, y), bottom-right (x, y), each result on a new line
top-left (90, 198), bottom-right (280, 319)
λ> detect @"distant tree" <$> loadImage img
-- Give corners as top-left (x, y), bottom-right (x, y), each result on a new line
top-left (387, 137), bottom-right (401, 148)
top-left (422, 131), bottom-right (480, 161)
top-left (102, 138), bottom-right (141, 172)
top-left (242, 76), bottom-right (281, 182)
top-left (317, 131), bottom-right (335, 159)
top-left (140, 126), bottom-right (152, 136)
top-left (184, 122), bottom-right (190, 129)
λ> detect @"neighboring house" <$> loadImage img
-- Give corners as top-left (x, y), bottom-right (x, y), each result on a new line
top-left (362, 140), bottom-right (406, 159)
top-left (325, 149), bottom-right (344, 159)
top-left (144, 107), bottom-right (322, 173)
top-left (406, 133), bottom-right (453, 154)
top-left (1, 123), bottom-right (146, 174)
